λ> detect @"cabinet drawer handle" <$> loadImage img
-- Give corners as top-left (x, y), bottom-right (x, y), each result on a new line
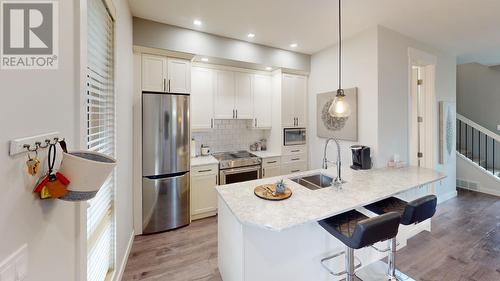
top-left (291, 170), bottom-right (300, 173)
top-left (291, 158), bottom-right (300, 161)
top-left (291, 150), bottom-right (300, 153)
top-left (266, 161), bottom-right (277, 164)
top-left (198, 169), bottom-right (212, 173)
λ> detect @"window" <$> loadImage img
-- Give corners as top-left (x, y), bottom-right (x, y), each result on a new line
top-left (86, 0), bottom-right (115, 280)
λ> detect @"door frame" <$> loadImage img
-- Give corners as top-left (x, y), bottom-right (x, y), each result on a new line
top-left (407, 48), bottom-right (437, 170)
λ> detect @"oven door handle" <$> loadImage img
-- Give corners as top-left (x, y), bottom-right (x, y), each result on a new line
top-left (220, 166), bottom-right (261, 176)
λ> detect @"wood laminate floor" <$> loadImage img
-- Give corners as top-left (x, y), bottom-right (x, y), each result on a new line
top-left (122, 189), bottom-right (500, 281)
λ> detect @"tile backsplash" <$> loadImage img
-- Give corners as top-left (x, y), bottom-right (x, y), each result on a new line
top-left (192, 119), bottom-right (268, 154)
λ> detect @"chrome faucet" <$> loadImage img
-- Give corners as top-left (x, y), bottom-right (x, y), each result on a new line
top-left (323, 138), bottom-right (343, 187)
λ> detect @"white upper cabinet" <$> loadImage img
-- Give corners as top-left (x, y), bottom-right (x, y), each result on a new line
top-left (214, 70), bottom-right (236, 119)
top-left (235, 72), bottom-right (254, 119)
top-left (281, 74), bottom-right (296, 127)
top-left (142, 54), bottom-right (166, 92)
top-left (167, 58), bottom-right (191, 94)
top-left (252, 74), bottom-right (272, 128)
top-left (141, 54), bottom-right (191, 93)
top-left (281, 74), bottom-right (307, 127)
top-left (294, 75), bottom-right (307, 127)
top-left (192, 66), bottom-right (273, 124)
top-left (191, 66), bottom-right (215, 130)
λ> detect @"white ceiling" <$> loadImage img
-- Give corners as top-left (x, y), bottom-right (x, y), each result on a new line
top-left (128, 0), bottom-right (500, 63)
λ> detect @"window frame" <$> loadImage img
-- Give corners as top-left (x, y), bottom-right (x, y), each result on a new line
top-left (76, 0), bottom-right (117, 280)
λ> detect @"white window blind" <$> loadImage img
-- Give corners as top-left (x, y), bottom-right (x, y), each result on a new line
top-left (86, 0), bottom-right (115, 280)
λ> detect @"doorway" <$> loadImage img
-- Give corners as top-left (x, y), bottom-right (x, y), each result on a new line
top-left (408, 48), bottom-right (436, 169)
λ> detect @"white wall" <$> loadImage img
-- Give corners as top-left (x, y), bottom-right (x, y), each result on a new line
top-left (133, 17), bottom-right (311, 72)
top-left (113, 0), bottom-right (135, 279)
top-left (457, 154), bottom-right (500, 196)
top-left (308, 25), bottom-right (457, 200)
top-left (457, 63), bottom-right (500, 133)
top-left (377, 26), bottom-right (457, 200)
top-left (308, 27), bottom-right (379, 169)
top-left (0, 0), bottom-right (78, 280)
top-left (0, 0), bottom-right (134, 280)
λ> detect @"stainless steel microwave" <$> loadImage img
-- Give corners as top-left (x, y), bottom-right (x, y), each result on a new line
top-left (283, 128), bottom-right (306, 146)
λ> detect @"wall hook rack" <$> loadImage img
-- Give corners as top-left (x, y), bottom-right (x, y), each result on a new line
top-left (9, 132), bottom-right (62, 156)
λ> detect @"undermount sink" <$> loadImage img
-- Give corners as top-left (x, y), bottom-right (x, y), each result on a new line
top-left (290, 173), bottom-right (335, 190)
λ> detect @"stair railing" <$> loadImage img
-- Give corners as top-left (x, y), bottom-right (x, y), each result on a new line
top-left (456, 114), bottom-right (500, 177)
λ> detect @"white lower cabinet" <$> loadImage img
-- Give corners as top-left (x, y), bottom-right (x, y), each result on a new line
top-left (261, 156), bottom-right (281, 178)
top-left (191, 164), bottom-right (218, 220)
top-left (281, 161), bottom-right (307, 175)
top-left (281, 145), bottom-right (308, 174)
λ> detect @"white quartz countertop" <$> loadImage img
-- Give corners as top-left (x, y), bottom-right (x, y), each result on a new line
top-left (250, 151), bottom-right (281, 158)
top-left (215, 167), bottom-right (446, 232)
top-left (191, 155), bottom-right (219, 167)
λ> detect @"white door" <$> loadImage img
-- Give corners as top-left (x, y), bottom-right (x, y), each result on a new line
top-left (191, 172), bottom-right (218, 216)
top-left (235, 72), bottom-right (253, 119)
top-left (214, 70), bottom-right (236, 119)
top-left (294, 75), bottom-right (308, 127)
top-left (252, 74), bottom-right (272, 128)
top-left (142, 54), bottom-right (166, 92)
top-left (281, 74), bottom-right (296, 127)
top-left (167, 58), bottom-right (191, 93)
top-left (191, 67), bottom-right (214, 130)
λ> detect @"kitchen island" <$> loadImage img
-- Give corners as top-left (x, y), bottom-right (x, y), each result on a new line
top-left (216, 167), bottom-right (446, 281)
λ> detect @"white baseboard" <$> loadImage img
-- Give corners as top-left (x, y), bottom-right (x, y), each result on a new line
top-left (114, 230), bottom-right (135, 281)
top-left (438, 190), bottom-right (457, 204)
top-left (459, 186), bottom-right (500, 197)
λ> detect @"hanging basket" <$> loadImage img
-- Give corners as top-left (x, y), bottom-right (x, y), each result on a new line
top-left (58, 151), bottom-right (116, 201)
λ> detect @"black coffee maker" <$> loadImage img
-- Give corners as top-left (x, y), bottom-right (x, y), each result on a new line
top-left (350, 145), bottom-right (372, 170)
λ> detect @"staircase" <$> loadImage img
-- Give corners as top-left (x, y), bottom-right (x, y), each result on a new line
top-left (456, 114), bottom-right (500, 195)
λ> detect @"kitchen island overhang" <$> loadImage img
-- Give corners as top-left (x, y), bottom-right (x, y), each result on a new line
top-left (216, 167), bottom-right (446, 281)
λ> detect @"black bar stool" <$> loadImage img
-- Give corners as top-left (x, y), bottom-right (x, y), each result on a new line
top-left (318, 210), bottom-right (401, 281)
top-left (364, 195), bottom-right (437, 280)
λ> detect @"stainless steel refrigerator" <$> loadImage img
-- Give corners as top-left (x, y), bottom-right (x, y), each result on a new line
top-left (142, 92), bottom-right (190, 234)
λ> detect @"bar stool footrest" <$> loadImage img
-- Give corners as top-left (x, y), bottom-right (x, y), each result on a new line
top-left (355, 260), bottom-right (415, 281)
top-left (320, 251), bottom-right (362, 276)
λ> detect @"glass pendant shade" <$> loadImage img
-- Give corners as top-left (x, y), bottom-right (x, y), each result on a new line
top-left (328, 93), bottom-right (351, 118)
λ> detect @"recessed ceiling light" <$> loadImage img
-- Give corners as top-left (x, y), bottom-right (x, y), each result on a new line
top-left (193, 19), bottom-right (202, 26)
top-left (290, 43), bottom-right (298, 48)
top-left (247, 33), bottom-right (255, 38)
top-left (201, 57), bottom-right (209, 62)
top-left (265, 67), bottom-right (272, 71)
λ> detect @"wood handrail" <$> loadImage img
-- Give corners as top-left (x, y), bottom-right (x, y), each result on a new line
top-left (457, 114), bottom-right (500, 143)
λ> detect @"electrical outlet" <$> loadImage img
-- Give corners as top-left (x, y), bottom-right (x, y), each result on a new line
top-left (0, 245), bottom-right (27, 281)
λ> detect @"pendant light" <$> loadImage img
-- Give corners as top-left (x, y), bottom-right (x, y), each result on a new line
top-left (328, 0), bottom-right (351, 118)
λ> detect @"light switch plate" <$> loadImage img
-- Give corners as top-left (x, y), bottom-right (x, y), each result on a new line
top-left (0, 244), bottom-right (27, 281)
top-left (497, 124), bottom-right (500, 131)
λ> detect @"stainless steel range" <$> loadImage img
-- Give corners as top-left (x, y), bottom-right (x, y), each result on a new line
top-left (212, 151), bottom-right (262, 185)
